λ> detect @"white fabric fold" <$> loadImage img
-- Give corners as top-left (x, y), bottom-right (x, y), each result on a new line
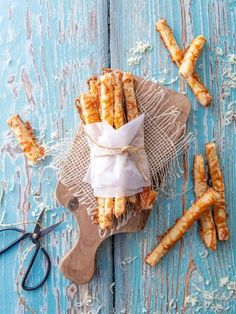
top-left (83, 114), bottom-right (151, 198)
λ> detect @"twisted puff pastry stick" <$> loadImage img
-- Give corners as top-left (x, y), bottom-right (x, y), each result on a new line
top-left (122, 72), bottom-right (157, 210)
top-left (156, 18), bottom-right (212, 107)
top-left (87, 76), bottom-right (101, 116)
top-left (145, 188), bottom-right (219, 266)
top-left (77, 94), bottom-right (105, 225)
top-left (205, 143), bottom-right (229, 240)
top-left (7, 114), bottom-right (45, 163)
top-left (179, 35), bottom-right (206, 78)
top-left (112, 70), bottom-right (127, 218)
top-left (99, 73), bottom-right (115, 229)
top-left (193, 155), bottom-right (217, 250)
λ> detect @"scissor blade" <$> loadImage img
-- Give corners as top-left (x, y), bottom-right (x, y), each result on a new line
top-left (40, 220), bottom-right (63, 238)
top-left (33, 208), bottom-right (46, 234)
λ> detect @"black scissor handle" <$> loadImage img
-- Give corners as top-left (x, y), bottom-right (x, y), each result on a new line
top-left (0, 228), bottom-right (30, 254)
top-left (22, 244), bottom-right (51, 291)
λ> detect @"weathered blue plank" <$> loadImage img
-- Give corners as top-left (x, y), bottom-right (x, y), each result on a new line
top-left (110, 0), bottom-right (236, 313)
top-left (0, 1), bottom-right (113, 314)
top-left (1, 0), bottom-right (236, 313)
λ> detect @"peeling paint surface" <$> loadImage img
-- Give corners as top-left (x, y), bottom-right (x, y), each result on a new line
top-left (0, 1), bottom-right (235, 313)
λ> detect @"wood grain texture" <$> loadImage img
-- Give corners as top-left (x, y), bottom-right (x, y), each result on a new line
top-left (0, 0), bottom-right (235, 313)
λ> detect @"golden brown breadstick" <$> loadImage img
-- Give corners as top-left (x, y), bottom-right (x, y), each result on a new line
top-left (87, 76), bottom-right (101, 116)
top-left (139, 187), bottom-right (157, 210)
top-left (193, 155), bottom-right (217, 250)
top-left (179, 35), bottom-right (206, 78)
top-left (156, 18), bottom-right (212, 107)
top-left (185, 73), bottom-right (212, 107)
top-left (80, 94), bottom-right (100, 125)
top-left (75, 98), bottom-right (86, 124)
top-left (122, 72), bottom-right (139, 122)
top-left (99, 73), bottom-right (115, 229)
top-left (122, 72), bottom-right (140, 206)
top-left (78, 93), bottom-right (105, 226)
top-left (205, 143), bottom-right (229, 240)
top-left (7, 114), bottom-right (45, 163)
top-left (112, 71), bottom-right (127, 218)
top-left (113, 71), bottom-right (126, 129)
top-left (100, 73), bottom-right (114, 126)
top-left (123, 72), bottom-right (156, 210)
top-left (145, 188), bottom-right (219, 266)
top-left (156, 18), bottom-right (184, 67)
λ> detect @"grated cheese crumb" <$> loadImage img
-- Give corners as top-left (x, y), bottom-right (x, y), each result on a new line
top-left (215, 47), bottom-right (224, 56)
top-left (185, 294), bottom-right (198, 307)
top-left (120, 256), bottom-right (137, 271)
top-left (199, 250), bottom-right (208, 258)
top-left (228, 53), bottom-right (236, 64)
top-left (220, 277), bottom-right (229, 287)
top-left (127, 40), bottom-right (152, 67)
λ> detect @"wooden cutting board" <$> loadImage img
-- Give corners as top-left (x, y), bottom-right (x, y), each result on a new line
top-left (56, 79), bottom-right (191, 284)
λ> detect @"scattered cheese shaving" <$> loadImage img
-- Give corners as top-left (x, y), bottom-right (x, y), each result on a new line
top-left (215, 47), bottom-right (224, 56)
top-left (220, 277), bottom-right (229, 287)
top-left (0, 210), bottom-right (6, 224)
top-left (199, 250), bottom-right (208, 258)
top-left (109, 282), bottom-right (115, 295)
top-left (120, 256), bottom-right (137, 271)
top-left (0, 181), bottom-right (6, 204)
top-left (185, 294), bottom-right (198, 307)
top-left (228, 54), bottom-right (236, 64)
top-left (128, 41), bottom-right (152, 67)
top-left (66, 224), bottom-right (72, 232)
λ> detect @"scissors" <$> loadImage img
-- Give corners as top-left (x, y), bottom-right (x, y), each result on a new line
top-left (0, 208), bottom-right (62, 291)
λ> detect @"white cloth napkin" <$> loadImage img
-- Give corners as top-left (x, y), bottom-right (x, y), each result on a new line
top-left (83, 114), bottom-right (151, 198)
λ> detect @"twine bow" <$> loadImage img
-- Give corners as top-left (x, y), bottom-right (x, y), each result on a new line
top-left (83, 128), bottom-right (148, 181)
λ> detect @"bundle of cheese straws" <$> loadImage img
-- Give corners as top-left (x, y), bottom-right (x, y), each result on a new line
top-left (75, 70), bottom-right (157, 230)
top-left (52, 68), bottom-right (193, 231)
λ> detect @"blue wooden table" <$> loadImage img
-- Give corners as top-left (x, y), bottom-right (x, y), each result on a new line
top-left (0, 1), bottom-right (235, 313)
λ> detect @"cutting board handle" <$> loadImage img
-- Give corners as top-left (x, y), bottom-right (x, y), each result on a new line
top-left (59, 198), bottom-right (103, 284)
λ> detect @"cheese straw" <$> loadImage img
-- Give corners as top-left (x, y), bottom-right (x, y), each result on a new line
top-left (78, 93), bottom-right (106, 227)
top-left (99, 73), bottom-right (115, 229)
top-left (122, 72), bottom-right (140, 207)
top-left (193, 155), bottom-right (217, 250)
top-left (156, 18), bottom-right (212, 107)
top-left (205, 143), bottom-right (230, 240)
top-left (7, 114), bottom-right (45, 163)
top-left (113, 70), bottom-right (127, 218)
top-left (123, 72), bottom-right (157, 210)
top-left (146, 188), bottom-right (219, 266)
top-left (179, 35), bottom-right (206, 78)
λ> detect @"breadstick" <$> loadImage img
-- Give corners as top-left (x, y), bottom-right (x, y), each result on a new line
top-left (179, 35), bottom-right (206, 78)
top-left (7, 114), bottom-right (45, 163)
top-left (145, 188), bottom-right (218, 266)
top-left (75, 98), bottom-right (85, 124)
top-left (123, 72), bottom-right (157, 210)
top-left (122, 72), bottom-right (139, 122)
top-left (100, 73), bottom-right (115, 229)
top-left (80, 93), bottom-right (100, 125)
top-left (205, 143), bottom-right (229, 240)
top-left (139, 187), bottom-right (157, 211)
top-left (112, 71), bottom-right (127, 218)
top-left (113, 70), bottom-right (126, 129)
top-left (156, 18), bottom-right (184, 67)
top-left (78, 93), bottom-right (104, 226)
top-left (156, 18), bottom-right (212, 107)
top-left (185, 73), bottom-right (212, 107)
top-left (87, 76), bottom-right (101, 116)
top-left (193, 155), bottom-right (217, 250)
top-left (122, 72), bottom-right (140, 206)
top-left (100, 73), bottom-right (114, 126)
